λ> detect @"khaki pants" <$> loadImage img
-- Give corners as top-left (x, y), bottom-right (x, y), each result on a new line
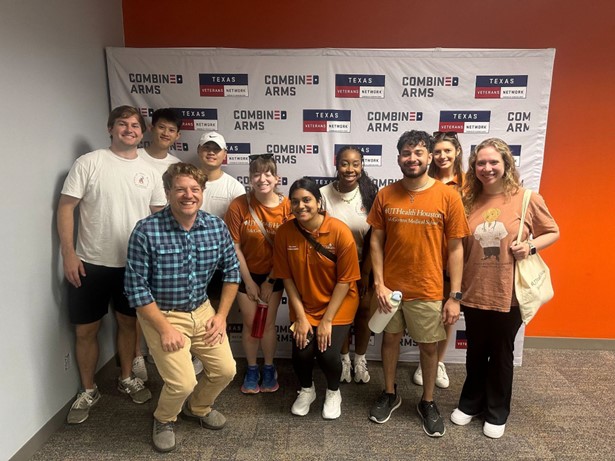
top-left (137, 300), bottom-right (236, 423)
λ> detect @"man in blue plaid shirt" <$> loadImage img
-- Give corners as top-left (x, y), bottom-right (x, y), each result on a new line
top-left (125, 162), bottom-right (240, 453)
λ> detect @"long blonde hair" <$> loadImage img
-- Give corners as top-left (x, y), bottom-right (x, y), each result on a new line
top-left (462, 138), bottom-right (520, 213)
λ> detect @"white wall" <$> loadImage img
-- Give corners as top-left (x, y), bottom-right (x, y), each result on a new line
top-left (0, 1), bottom-right (124, 459)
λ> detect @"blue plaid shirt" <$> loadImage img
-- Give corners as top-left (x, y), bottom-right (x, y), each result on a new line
top-left (125, 207), bottom-right (240, 312)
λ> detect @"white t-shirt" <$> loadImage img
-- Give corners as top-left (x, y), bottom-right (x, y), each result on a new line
top-left (137, 148), bottom-right (181, 178)
top-left (61, 149), bottom-right (167, 267)
top-left (201, 172), bottom-right (245, 218)
top-left (320, 182), bottom-right (370, 261)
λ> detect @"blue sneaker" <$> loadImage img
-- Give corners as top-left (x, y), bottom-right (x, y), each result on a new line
top-left (241, 365), bottom-right (260, 394)
top-left (261, 364), bottom-right (279, 392)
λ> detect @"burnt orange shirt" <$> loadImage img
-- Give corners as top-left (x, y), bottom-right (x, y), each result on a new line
top-left (272, 213), bottom-right (360, 326)
top-left (225, 192), bottom-right (292, 274)
top-left (367, 180), bottom-right (470, 301)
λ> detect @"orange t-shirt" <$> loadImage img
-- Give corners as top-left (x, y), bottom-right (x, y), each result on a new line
top-left (225, 192), bottom-right (293, 274)
top-left (367, 180), bottom-right (470, 300)
top-left (272, 213), bottom-right (361, 326)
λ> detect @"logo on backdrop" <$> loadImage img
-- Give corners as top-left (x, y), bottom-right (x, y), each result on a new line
top-left (471, 144), bottom-right (522, 166)
top-left (264, 74), bottom-right (319, 96)
top-left (401, 75), bottom-right (459, 98)
top-left (233, 109), bottom-right (288, 131)
top-left (142, 140), bottom-right (190, 152)
top-left (475, 75), bottom-right (528, 99)
top-left (455, 330), bottom-right (467, 349)
top-left (438, 111), bottom-right (491, 133)
top-left (367, 111), bottom-right (423, 132)
top-left (334, 144), bottom-right (382, 167)
top-left (174, 108), bottom-right (218, 131)
top-left (335, 74), bottom-right (385, 99)
top-left (309, 176), bottom-right (335, 187)
top-left (199, 74), bottom-right (249, 97)
top-left (262, 144), bottom-right (319, 165)
top-left (138, 107), bottom-right (154, 119)
top-left (506, 112), bottom-right (531, 133)
top-left (225, 143), bottom-right (252, 165)
top-left (303, 110), bottom-right (351, 133)
top-left (128, 73), bottom-right (183, 95)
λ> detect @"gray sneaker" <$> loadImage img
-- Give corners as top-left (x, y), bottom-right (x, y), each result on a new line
top-left (152, 419), bottom-right (176, 453)
top-left (117, 376), bottom-right (152, 404)
top-left (67, 389), bottom-right (101, 424)
top-left (417, 400), bottom-right (446, 437)
top-left (182, 402), bottom-right (226, 430)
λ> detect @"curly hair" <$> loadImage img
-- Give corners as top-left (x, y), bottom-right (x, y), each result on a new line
top-left (428, 133), bottom-right (464, 192)
top-left (462, 138), bottom-right (520, 214)
top-left (334, 146), bottom-right (379, 213)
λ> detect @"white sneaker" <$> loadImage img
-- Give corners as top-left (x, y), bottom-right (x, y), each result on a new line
top-left (132, 355), bottom-right (148, 382)
top-left (353, 356), bottom-right (370, 383)
top-left (340, 358), bottom-right (352, 383)
top-left (413, 365), bottom-right (423, 386)
top-left (483, 421), bottom-right (506, 439)
top-left (192, 356), bottom-right (204, 376)
top-left (322, 389), bottom-right (342, 419)
top-left (436, 362), bottom-right (450, 389)
top-left (291, 385), bottom-right (316, 416)
top-left (450, 408), bottom-right (475, 426)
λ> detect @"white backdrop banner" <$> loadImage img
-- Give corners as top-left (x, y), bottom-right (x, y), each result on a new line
top-left (107, 47), bottom-right (555, 365)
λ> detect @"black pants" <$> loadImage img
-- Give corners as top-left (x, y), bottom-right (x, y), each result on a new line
top-left (292, 324), bottom-right (351, 391)
top-left (458, 305), bottom-right (523, 425)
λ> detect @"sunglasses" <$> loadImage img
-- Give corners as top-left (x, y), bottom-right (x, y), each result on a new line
top-left (248, 153), bottom-right (274, 162)
top-left (433, 131), bottom-right (459, 139)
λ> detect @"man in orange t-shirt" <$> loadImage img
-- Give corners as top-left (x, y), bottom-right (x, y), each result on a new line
top-left (367, 130), bottom-right (470, 437)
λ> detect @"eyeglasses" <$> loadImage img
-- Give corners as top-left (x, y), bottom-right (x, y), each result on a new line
top-left (433, 131), bottom-right (459, 139)
top-left (248, 153), bottom-right (274, 163)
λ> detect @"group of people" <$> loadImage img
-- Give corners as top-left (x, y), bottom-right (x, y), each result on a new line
top-left (58, 105), bottom-right (559, 453)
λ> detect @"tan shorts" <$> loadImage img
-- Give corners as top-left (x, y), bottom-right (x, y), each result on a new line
top-left (384, 299), bottom-right (446, 344)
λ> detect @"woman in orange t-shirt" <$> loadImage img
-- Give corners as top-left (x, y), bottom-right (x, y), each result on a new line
top-left (412, 131), bottom-right (466, 389)
top-left (273, 177), bottom-right (360, 420)
top-left (225, 155), bottom-right (292, 395)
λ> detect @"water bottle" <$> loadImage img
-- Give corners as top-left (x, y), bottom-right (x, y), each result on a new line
top-left (368, 291), bottom-right (402, 334)
top-left (251, 299), bottom-right (268, 338)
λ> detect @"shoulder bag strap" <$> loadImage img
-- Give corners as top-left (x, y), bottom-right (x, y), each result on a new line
top-left (293, 219), bottom-right (337, 263)
top-left (516, 189), bottom-right (532, 244)
top-left (246, 193), bottom-right (274, 246)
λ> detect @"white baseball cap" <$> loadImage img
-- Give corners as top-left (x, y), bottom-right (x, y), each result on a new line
top-left (198, 131), bottom-right (226, 150)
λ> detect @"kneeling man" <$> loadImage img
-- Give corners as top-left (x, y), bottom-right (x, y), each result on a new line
top-left (125, 163), bottom-right (240, 452)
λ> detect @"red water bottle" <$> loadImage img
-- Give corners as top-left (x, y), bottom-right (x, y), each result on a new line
top-left (251, 299), bottom-right (268, 338)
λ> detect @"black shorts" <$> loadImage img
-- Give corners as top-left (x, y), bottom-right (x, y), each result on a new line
top-left (67, 261), bottom-right (135, 324)
top-left (238, 272), bottom-right (284, 294)
top-left (207, 270), bottom-right (224, 303)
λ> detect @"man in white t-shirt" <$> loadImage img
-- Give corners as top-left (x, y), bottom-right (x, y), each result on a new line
top-left (137, 108), bottom-right (182, 179)
top-left (198, 131), bottom-right (245, 219)
top-left (57, 106), bottom-right (167, 425)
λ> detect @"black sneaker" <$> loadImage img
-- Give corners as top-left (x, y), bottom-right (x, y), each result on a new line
top-left (417, 400), bottom-right (446, 437)
top-left (369, 386), bottom-right (402, 424)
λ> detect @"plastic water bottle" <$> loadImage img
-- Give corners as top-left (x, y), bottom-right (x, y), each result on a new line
top-left (251, 299), bottom-right (268, 338)
top-left (368, 291), bottom-right (402, 334)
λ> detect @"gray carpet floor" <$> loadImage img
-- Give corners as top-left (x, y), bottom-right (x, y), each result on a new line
top-left (30, 348), bottom-right (615, 460)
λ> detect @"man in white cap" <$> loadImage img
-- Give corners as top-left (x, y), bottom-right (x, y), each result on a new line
top-left (197, 131), bottom-right (245, 219)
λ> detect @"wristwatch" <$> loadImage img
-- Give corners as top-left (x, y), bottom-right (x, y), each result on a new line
top-left (528, 242), bottom-right (537, 256)
top-left (449, 291), bottom-right (462, 301)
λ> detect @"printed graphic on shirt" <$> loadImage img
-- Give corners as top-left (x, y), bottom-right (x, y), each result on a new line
top-left (385, 206), bottom-right (443, 226)
top-left (473, 208), bottom-right (508, 261)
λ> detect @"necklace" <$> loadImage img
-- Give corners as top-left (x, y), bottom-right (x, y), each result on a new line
top-left (405, 178), bottom-right (431, 203)
top-left (334, 181), bottom-right (359, 204)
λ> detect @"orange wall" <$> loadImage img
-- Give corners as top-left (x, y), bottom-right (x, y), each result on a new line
top-left (122, 0), bottom-right (615, 339)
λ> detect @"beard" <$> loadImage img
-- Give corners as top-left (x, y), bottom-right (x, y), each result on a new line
top-left (400, 162), bottom-right (428, 179)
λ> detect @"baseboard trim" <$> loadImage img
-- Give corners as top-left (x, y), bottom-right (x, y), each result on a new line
top-left (10, 357), bottom-right (117, 461)
top-left (525, 337), bottom-right (615, 350)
